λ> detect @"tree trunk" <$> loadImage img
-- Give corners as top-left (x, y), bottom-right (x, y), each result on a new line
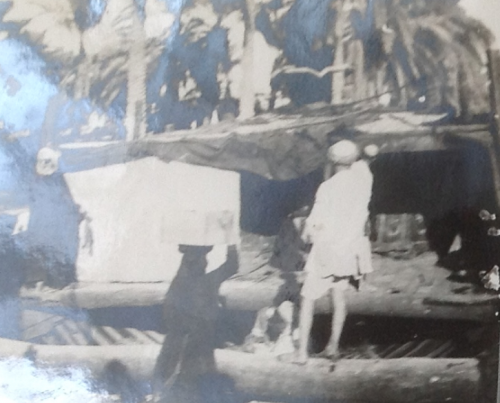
top-left (376, 67), bottom-right (385, 96)
top-left (74, 59), bottom-right (91, 100)
top-left (353, 38), bottom-right (366, 101)
top-left (238, 0), bottom-right (257, 120)
top-left (124, 11), bottom-right (147, 141)
top-left (395, 62), bottom-right (407, 107)
top-left (373, 0), bottom-right (388, 30)
top-left (332, 0), bottom-right (347, 105)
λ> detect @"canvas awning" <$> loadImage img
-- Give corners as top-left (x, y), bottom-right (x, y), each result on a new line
top-left (59, 108), bottom-right (491, 181)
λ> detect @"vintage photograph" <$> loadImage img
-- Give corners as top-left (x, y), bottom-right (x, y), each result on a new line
top-left (0, 0), bottom-right (499, 402)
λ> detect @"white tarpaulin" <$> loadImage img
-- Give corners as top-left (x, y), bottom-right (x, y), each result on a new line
top-left (64, 157), bottom-right (240, 283)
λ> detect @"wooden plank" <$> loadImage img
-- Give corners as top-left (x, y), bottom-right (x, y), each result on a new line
top-left (428, 340), bottom-right (455, 359)
top-left (22, 310), bottom-right (63, 342)
top-left (90, 327), bottom-right (114, 346)
top-left (384, 341), bottom-right (419, 359)
top-left (53, 323), bottom-right (78, 346)
top-left (63, 320), bottom-right (93, 346)
top-left (403, 339), bottom-right (439, 358)
top-left (143, 330), bottom-right (165, 344)
top-left (0, 339), bottom-right (481, 403)
top-left (125, 327), bottom-right (160, 345)
top-left (99, 326), bottom-right (130, 345)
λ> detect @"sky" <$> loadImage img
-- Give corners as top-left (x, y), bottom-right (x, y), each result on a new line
top-left (0, 40), bottom-right (57, 134)
top-left (459, 0), bottom-right (500, 48)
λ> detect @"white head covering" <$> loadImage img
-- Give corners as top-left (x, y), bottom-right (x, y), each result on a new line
top-left (364, 144), bottom-right (379, 158)
top-left (36, 147), bottom-right (61, 176)
top-left (327, 140), bottom-right (359, 165)
top-left (37, 147), bottom-right (61, 161)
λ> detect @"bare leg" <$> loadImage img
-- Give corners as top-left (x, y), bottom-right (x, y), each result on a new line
top-left (296, 296), bottom-right (314, 364)
top-left (322, 286), bottom-right (346, 359)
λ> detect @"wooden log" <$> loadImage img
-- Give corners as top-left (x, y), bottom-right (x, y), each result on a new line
top-left (20, 282), bottom-right (169, 308)
top-left (217, 351), bottom-right (479, 403)
top-left (0, 339), bottom-right (480, 403)
top-left (223, 280), bottom-right (498, 322)
top-left (20, 276), bottom-right (498, 322)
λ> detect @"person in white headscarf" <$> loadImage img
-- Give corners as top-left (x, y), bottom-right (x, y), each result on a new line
top-left (36, 147), bottom-right (61, 177)
top-left (293, 140), bottom-right (375, 364)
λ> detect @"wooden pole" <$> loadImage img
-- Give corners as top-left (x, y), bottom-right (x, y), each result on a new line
top-left (485, 48), bottom-right (500, 403)
top-left (238, 0), bottom-right (257, 120)
top-left (487, 49), bottom-right (500, 209)
top-left (0, 339), bottom-right (480, 403)
top-left (331, 0), bottom-right (347, 105)
top-left (353, 38), bottom-right (366, 102)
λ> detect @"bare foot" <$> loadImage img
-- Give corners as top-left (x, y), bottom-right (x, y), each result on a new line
top-left (317, 349), bottom-right (340, 372)
top-left (277, 351), bottom-right (308, 365)
top-left (316, 348), bottom-right (340, 361)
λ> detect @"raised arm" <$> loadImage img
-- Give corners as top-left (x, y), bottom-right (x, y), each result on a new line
top-left (207, 244), bottom-right (239, 286)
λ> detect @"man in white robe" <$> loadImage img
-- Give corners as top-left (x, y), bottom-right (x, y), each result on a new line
top-left (295, 140), bottom-right (374, 364)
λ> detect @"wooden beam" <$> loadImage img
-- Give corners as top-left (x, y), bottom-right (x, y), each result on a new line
top-left (0, 339), bottom-right (480, 403)
top-left (20, 276), bottom-right (498, 322)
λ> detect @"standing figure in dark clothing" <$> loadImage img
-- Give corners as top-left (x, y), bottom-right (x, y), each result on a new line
top-left (152, 244), bottom-right (238, 403)
top-left (22, 147), bottom-right (80, 289)
top-left (0, 140), bottom-right (29, 339)
top-left (0, 214), bottom-right (26, 339)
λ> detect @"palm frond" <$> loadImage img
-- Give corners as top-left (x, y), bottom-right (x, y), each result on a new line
top-left (3, 0), bottom-right (50, 23)
top-left (5, 0), bottom-right (82, 59)
top-left (42, 21), bottom-right (82, 58)
top-left (18, 13), bottom-right (55, 41)
top-left (390, 7), bottom-right (419, 80)
top-left (413, 44), bottom-right (444, 106)
top-left (144, 0), bottom-right (175, 41)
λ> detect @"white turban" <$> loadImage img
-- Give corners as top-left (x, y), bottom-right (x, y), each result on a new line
top-left (37, 147), bottom-right (60, 161)
top-left (327, 140), bottom-right (359, 165)
top-left (36, 147), bottom-right (61, 176)
top-left (364, 144), bottom-right (379, 158)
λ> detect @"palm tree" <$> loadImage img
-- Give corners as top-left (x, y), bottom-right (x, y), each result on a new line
top-left (238, 0), bottom-right (258, 120)
top-left (266, 0), bottom-right (491, 117)
top-left (365, 0), bottom-right (492, 116)
top-left (330, 0), bottom-right (349, 105)
top-left (3, 0), bottom-right (174, 141)
top-left (173, 0), bottom-right (277, 122)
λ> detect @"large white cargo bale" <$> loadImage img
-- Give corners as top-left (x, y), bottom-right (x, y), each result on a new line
top-left (64, 157), bottom-right (240, 283)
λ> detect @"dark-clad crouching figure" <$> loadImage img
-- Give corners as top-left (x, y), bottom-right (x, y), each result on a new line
top-left (152, 244), bottom-right (238, 403)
